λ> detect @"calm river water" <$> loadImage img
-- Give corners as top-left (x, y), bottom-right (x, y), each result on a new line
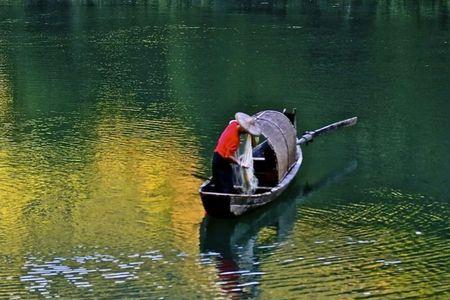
top-left (0, 1), bottom-right (449, 299)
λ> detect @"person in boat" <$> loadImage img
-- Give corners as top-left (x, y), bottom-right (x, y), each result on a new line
top-left (212, 112), bottom-right (261, 193)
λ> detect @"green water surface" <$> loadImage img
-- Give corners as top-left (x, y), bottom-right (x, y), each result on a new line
top-left (0, 1), bottom-right (449, 299)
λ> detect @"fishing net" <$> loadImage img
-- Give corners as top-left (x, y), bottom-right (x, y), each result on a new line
top-left (233, 134), bottom-right (258, 194)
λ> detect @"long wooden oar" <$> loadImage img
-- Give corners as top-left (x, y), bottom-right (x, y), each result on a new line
top-left (297, 117), bottom-right (358, 145)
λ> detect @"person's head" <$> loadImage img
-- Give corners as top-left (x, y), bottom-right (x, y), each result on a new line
top-left (235, 112), bottom-right (261, 136)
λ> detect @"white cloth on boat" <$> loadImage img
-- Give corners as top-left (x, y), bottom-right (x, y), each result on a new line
top-left (238, 134), bottom-right (258, 194)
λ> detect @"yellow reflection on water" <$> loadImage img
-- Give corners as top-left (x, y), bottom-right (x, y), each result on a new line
top-left (0, 50), bottom-right (22, 258)
top-left (0, 97), bottom-right (204, 258)
top-left (74, 111), bottom-right (205, 251)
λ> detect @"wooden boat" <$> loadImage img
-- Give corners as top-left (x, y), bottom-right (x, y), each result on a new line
top-left (199, 109), bottom-right (357, 218)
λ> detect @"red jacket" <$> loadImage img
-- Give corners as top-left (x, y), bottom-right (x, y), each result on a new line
top-left (214, 120), bottom-right (239, 159)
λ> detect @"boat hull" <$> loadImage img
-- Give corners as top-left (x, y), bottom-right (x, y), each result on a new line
top-left (200, 146), bottom-right (302, 217)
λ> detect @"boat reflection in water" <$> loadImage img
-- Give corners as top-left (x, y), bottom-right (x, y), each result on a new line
top-left (199, 161), bottom-right (357, 298)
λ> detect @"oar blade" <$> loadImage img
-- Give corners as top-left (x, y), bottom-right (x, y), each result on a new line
top-left (343, 116), bottom-right (358, 127)
top-left (297, 116), bottom-right (358, 145)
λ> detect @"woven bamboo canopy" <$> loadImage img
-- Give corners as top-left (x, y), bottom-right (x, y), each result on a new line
top-left (253, 110), bottom-right (298, 182)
